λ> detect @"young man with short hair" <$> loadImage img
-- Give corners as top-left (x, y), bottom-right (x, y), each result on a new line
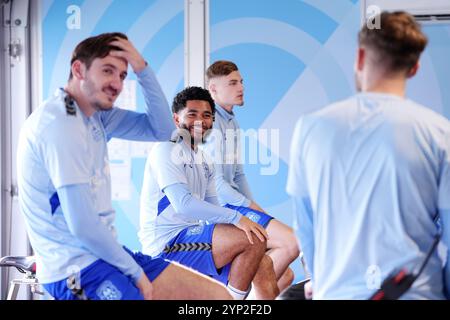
top-left (17, 32), bottom-right (232, 300)
top-left (203, 61), bottom-right (300, 292)
top-left (139, 86), bottom-right (279, 300)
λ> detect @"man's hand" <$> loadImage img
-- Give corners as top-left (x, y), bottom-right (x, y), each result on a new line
top-left (109, 37), bottom-right (147, 73)
top-left (236, 216), bottom-right (269, 244)
top-left (135, 272), bottom-right (153, 300)
top-left (249, 201), bottom-right (266, 213)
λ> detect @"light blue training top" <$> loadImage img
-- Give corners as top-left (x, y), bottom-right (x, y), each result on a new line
top-left (286, 92), bottom-right (450, 300)
top-left (17, 66), bottom-right (175, 284)
top-left (139, 138), bottom-right (242, 257)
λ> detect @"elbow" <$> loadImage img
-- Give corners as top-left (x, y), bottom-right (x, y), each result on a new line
top-left (170, 194), bottom-right (192, 215)
top-left (155, 130), bottom-right (173, 141)
top-left (71, 224), bottom-right (96, 245)
top-left (153, 125), bottom-right (175, 141)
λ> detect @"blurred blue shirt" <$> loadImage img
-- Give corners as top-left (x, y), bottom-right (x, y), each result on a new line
top-left (287, 92), bottom-right (450, 299)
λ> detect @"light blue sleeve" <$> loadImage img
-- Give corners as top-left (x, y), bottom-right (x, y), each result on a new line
top-left (439, 135), bottom-right (450, 299)
top-left (57, 183), bottom-right (143, 282)
top-left (100, 65), bottom-right (175, 141)
top-left (234, 164), bottom-right (254, 203)
top-left (163, 183), bottom-right (242, 225)
top-left (203, 163), bottom-right (243, 224)
top-left (204, 128), bottom-right (251, 207)
top-left (292, 196), bottom-right (315, 280)
top-left (214, 163), bottom-right (251, 207)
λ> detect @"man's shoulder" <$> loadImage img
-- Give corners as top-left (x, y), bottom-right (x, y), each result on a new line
top-left (406, 99), bottom-right (450, 128)
top-left (299, 97), bottom-right (354, 125)
top-left (152, 141), bottom-right (176, 152)
top-left (26, 93), bottom-right (84, 138)
top-left (150, 141), bottom-right (180, 162)
top-left (317, 96), bottom-right (356, 115)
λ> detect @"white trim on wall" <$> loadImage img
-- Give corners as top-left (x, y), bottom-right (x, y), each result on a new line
top-left (0, 0), bottom-right (32, 300)
top-left (0, 0), bottom-right (8, 299)
top-left (30, 0), bottom-right (42, 112)
top-left (184, 0), bottom-right (209, 88)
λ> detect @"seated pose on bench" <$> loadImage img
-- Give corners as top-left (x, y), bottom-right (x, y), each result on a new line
top-left (139, 86), bottom-right (279, 299)
top-left (202, 61), bottom-right (300, 292)
top-left (16, 32), bottom-right (232, 300)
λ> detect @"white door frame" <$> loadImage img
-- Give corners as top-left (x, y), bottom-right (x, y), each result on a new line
top-left (184, 0), bottom-right (209, 88)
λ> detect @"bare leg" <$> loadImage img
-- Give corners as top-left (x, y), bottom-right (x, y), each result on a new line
top-left (265, 220), bottom-right (299, 285)
top-left (212, 224), bottom-right (266, 292)
top-left (276, 267), bottom-right (294, 292)
top-left (252, 255), bottom-right (279, 300)
top-left (152, 262), bottom-right (232, 300)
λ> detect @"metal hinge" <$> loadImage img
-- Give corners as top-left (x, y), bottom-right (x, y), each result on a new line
top-left (9, 39), bottom-right (21, 59)
top-left (5, 185), bottom-right (19, 197)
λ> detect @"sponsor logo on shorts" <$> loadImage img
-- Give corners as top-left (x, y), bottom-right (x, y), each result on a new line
top-left (187, 224), bottom-right (204, 236)
top-left (96, 280), bottom-right (122, 300)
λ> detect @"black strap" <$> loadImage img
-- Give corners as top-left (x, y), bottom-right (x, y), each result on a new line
top-left (370, 226), bottom-right (442, 300)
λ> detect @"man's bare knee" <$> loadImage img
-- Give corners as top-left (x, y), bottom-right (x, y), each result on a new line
top-left (283, 268), bottom-right (295, 284)
top-left (282, 228), bottom-right (300, 260)
top-left (287, 241), bottom-right (300, 260)
top-left (246, 234), bottom-right (267, 255)
top-left (260, 254), bottom-right (274, 271)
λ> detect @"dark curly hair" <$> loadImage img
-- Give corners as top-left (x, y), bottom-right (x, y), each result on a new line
top-left (69, 32), bottom-right (128, 80)
top-left (172, 86), bottom-right (216, 116)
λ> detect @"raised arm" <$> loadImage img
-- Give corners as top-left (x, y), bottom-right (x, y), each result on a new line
top-left (100, 37), bottom-right (175, 141)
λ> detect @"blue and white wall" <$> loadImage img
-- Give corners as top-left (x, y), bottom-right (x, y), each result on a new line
top-left (41, 0), bottom-right (184, 251)
top-left (40, 0), bottom-right (450, 282)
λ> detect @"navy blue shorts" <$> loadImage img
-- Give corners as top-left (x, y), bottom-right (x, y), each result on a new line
top-left (43, 247), bottom-right (170, 300)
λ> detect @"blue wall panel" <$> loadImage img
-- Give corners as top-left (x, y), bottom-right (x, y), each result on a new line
top-left (210, 0), bottom-right (450, 282)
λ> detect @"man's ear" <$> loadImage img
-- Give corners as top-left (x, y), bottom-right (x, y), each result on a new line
top-left (173, 113), bottom-right (180, 127)
top-left (208, 83), bottom-right (216, 95)
top-left (407, 61), bottom-right (420, 78)
top-left (356, 47), bottom-right (365, 72)
top-left (71, 60), bottom-right (85, 80)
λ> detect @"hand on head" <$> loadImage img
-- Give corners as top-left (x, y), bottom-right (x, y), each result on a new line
top-left (109, 37), bottom-right (147, 73)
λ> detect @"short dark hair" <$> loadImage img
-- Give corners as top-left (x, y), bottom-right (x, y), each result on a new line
top-left (69, 32), bottom-right (128, 80)
top-left (205, 60), bottom-right (239, 86)
top-left (358, 11), bottom-right (428, 73)
top-left (172, 86), bottom-right (216, 115)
